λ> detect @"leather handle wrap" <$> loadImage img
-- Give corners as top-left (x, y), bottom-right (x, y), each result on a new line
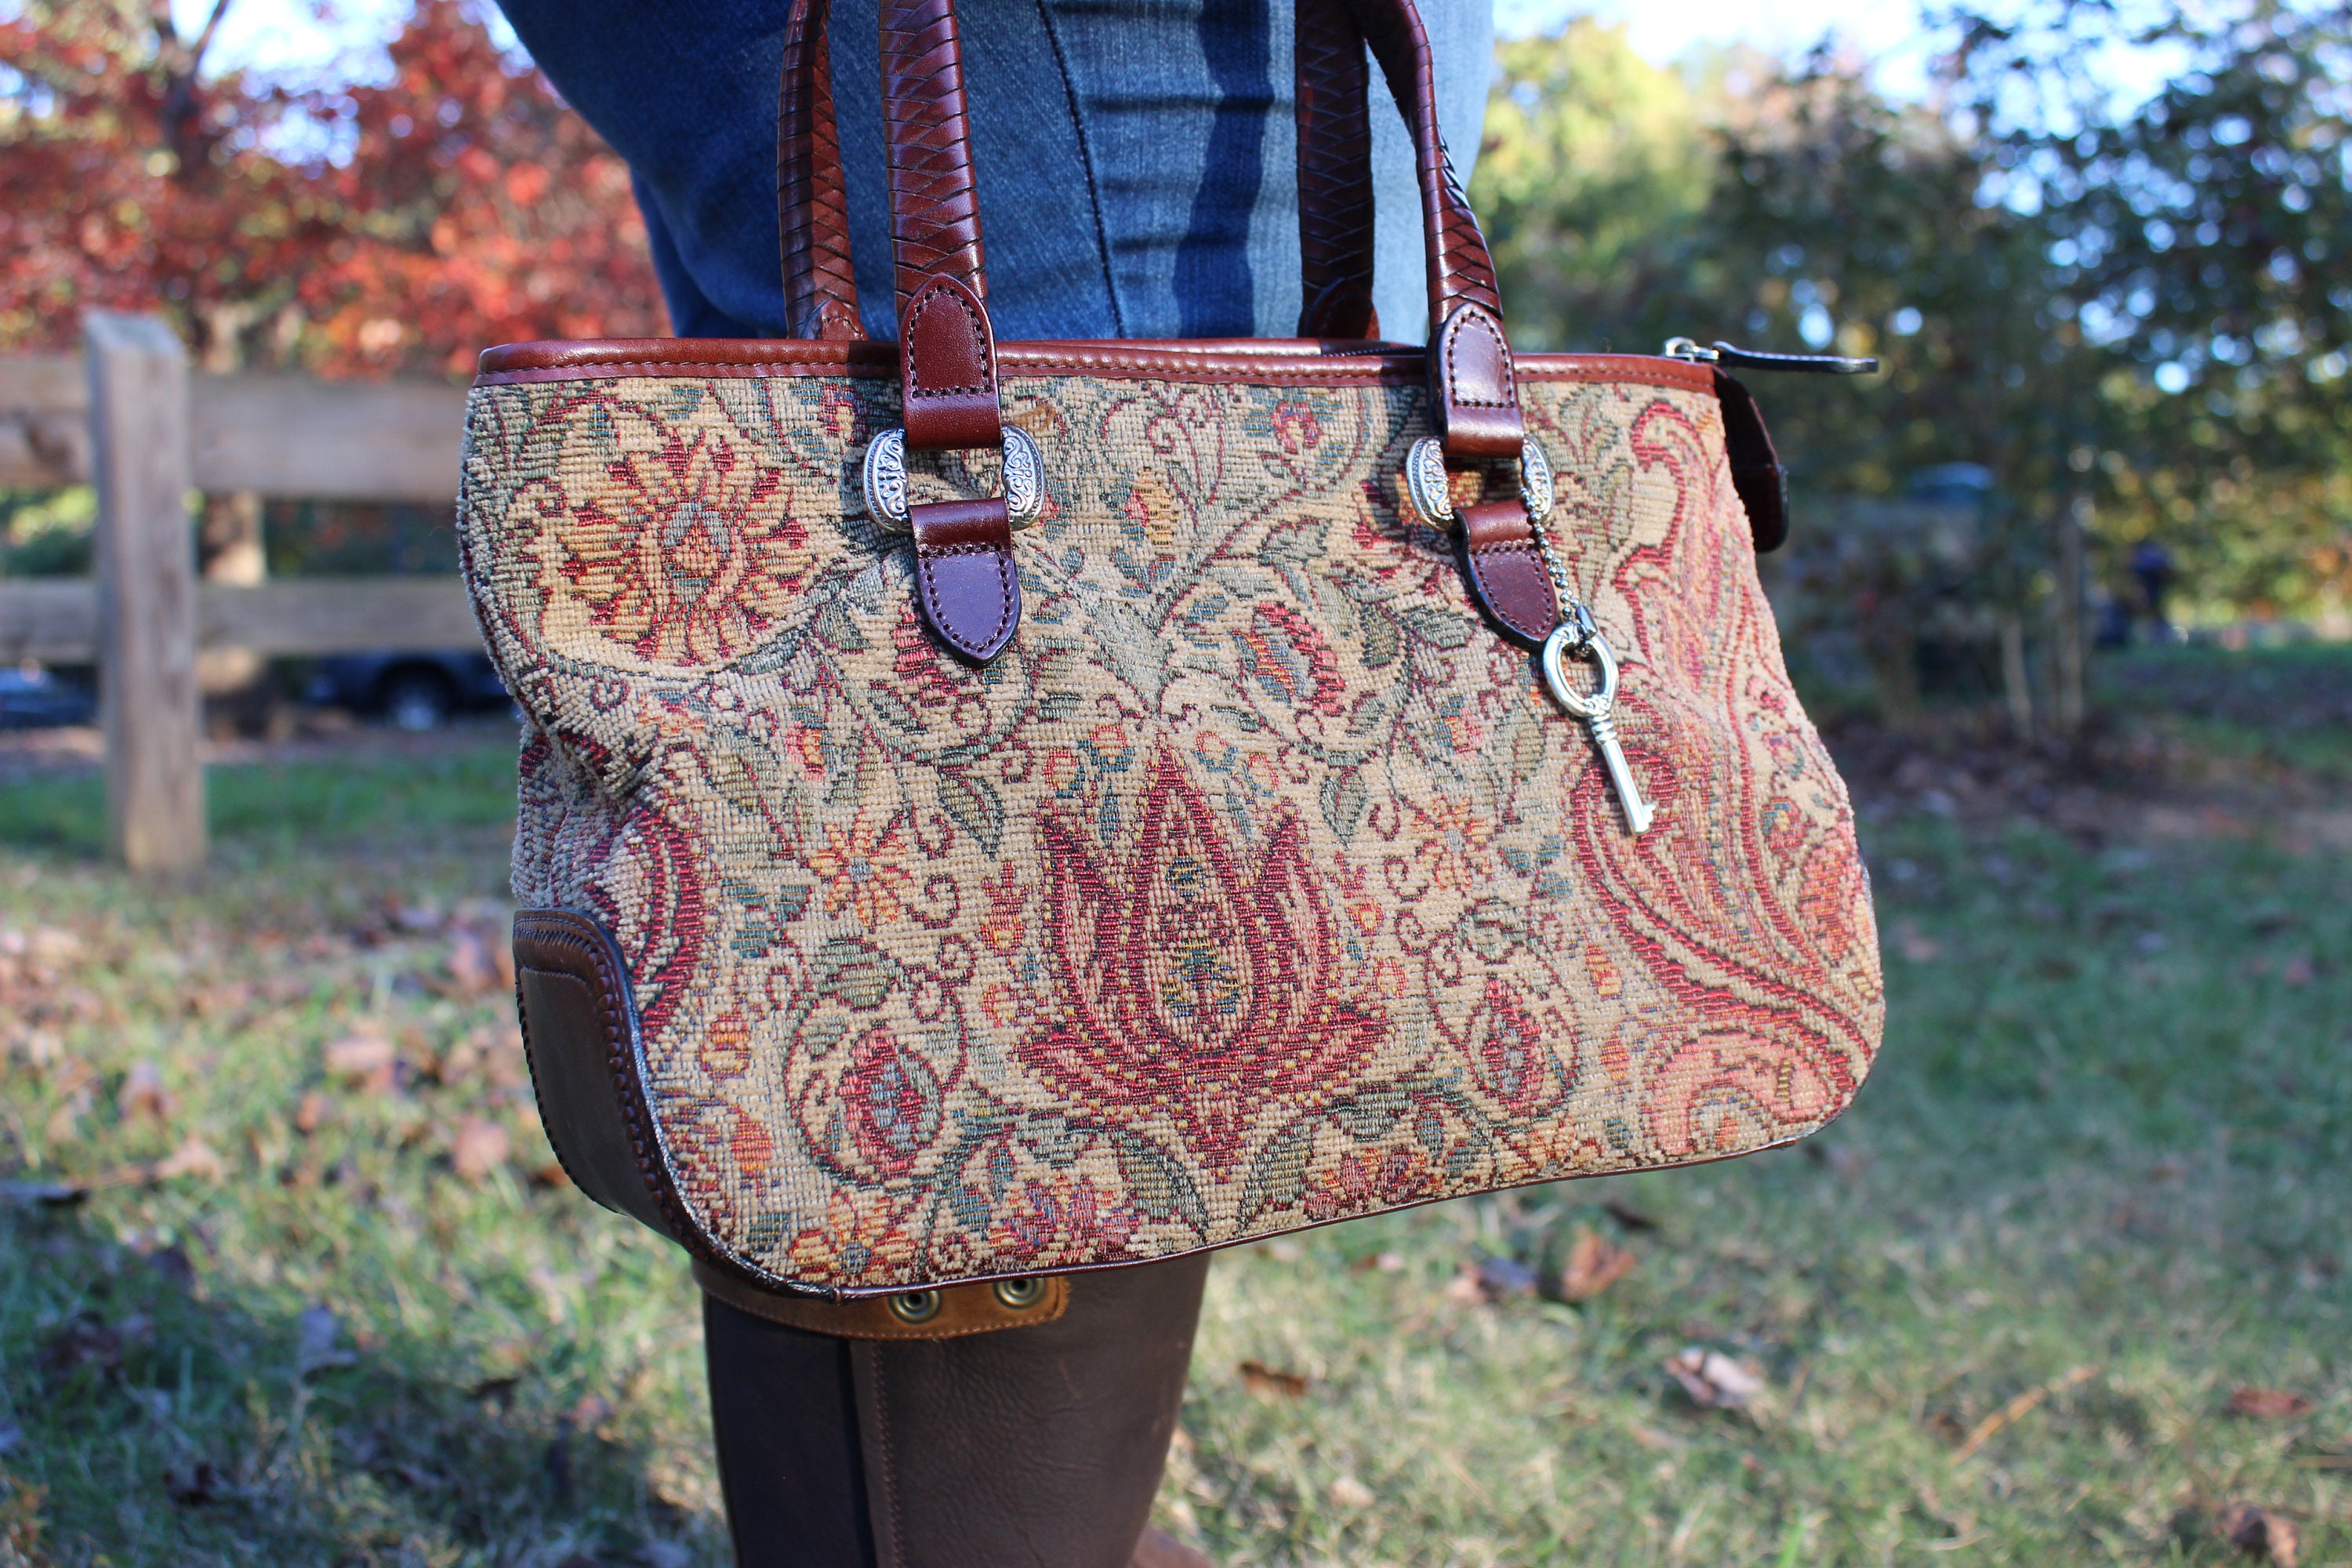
top-left (778, 0), bottom-right (864, 342)
top-left (1294, 0), bottom-right (1380, 339)
top-left (879, 0), bottom-right (1002, 451)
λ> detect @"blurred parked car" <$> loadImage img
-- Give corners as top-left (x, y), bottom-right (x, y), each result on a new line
top-left (306, 652), bottom-right (508, 731)
top-left (0, 665), bottom-right (96, 729)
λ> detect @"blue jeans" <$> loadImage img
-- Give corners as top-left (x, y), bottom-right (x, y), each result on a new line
top-left (493, 1), bottom-right (1494, 343)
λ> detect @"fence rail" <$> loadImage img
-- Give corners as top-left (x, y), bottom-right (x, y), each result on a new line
top-left (2, 317), bottom-right (481, 871)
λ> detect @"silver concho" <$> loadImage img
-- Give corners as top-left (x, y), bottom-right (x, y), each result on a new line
top-left (1518, 437), bottom-right (1555, 521)
top-left (1001, 424), bottom-right (1044, 531)
top-left (861, 426), bottom-right (912, 533)
top-left (1403, 436), bottom-right (1455, 528)
top-left (859, 424), bottom-right (1044, 535)
top-left (1403, 434), bottom-right (1556, 530)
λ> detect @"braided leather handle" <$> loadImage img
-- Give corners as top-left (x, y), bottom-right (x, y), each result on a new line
top-left (779, 0), bottom-right (1426, 351)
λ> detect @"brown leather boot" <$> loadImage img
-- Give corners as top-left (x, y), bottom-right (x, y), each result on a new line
top-left (699, 1253), bottom-right (1214, 1568)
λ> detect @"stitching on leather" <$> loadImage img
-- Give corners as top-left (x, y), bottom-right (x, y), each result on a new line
top-left (906, 283), bottom-right (992, 397)
top-left (917, 540), bottom-right (1015, 654)
top-left (1467, 543), bottom-right (1552, 638)
top-left (870, 1350), bottom-right (906, 1566)
top-left (1444, 309), bottom-right (1520, 410)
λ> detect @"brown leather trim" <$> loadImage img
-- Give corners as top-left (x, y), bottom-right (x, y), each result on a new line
top-left (898, 273), bottom-right (1002, 450)
top-left (1295, 0), bottom-right (1379, 339)
top-left (512, 909), bottom-right (686, 1240)
top-left (474, 338), bottom-right (1718, 392)
top-left (778, 0), bottom-right (865, 341)
top-left (1715, 368), bottom-right (1789, 552)
top-left (695, 1258), bottom-right (1069, 1340)
top-left (910, 495), bottom-right (1020, 662)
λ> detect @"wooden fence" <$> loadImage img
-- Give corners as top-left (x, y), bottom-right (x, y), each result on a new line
top-left (1, 314), bottom-right (479, 872)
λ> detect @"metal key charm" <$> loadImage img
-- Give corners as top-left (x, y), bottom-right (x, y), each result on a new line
top-left (1539, 623), bottom-right (1654, 834)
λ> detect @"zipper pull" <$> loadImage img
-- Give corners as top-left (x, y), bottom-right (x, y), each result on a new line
top-left (1663, 337), bottom-right (1878, 375)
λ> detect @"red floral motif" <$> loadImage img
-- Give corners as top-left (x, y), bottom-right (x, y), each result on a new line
top-left (1301, 1146), bottom-right (1440, 1223)
top-left (1232, 603), bottom-right (1345, 717)
top-left (841, 1025), bottom-right (943, 1177)
top-left (1022, 750), bottom-right (1388, 1168)
top-left (1645, 1029), bottom-right (1844, 1156)
top-left (1454, 977), bottom-right (1568, 1115)
top-left (557, 423), bottom-right (808, 665)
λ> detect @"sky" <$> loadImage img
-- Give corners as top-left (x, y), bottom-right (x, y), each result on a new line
top-left (175, 0), bottom-right (1942, 89)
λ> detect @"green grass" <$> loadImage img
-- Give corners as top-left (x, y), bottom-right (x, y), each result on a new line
top-left (2, 724), bottom-right (2347, 1566)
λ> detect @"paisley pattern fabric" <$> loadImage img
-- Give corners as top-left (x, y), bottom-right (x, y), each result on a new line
top-left (459, 359), bottom-right (1884, 1293)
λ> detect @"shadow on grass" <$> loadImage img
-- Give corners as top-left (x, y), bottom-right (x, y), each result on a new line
top-left (2, 1199), bottom-right (717, 1568)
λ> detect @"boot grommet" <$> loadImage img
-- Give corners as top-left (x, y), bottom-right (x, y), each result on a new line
top-left (993, 1277), bottom-right (1047, 1311)
top-left (887, 1290), bottom-right (942, 1324)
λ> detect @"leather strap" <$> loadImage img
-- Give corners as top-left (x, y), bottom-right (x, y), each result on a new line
top-left (777, 0), bottom-right (863, 341)
top-left (878, 0), bottom-right (1002, 452)
top-left (1341, 0), bottom-right (1523, 458)
top-left (910, 496), bottom-right (1020, 663)
top-left (1294, 0), bottom-right (1379, 339)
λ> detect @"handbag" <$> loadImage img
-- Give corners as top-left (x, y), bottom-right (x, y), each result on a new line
top-left (459, 0), bottom-right (1886, 1300)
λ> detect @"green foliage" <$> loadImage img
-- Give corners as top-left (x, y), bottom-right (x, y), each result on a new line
top-left (0, 487), bottom-right (94, 577)
top-left (1472, 4), bottom-right (2352, 641)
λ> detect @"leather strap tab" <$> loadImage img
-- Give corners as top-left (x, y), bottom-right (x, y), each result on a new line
top-left (778, 0), bottom-right (864, 341)
top-left (693, 1258), bottom-right (1069, 1339)
top-left (1715, 369), bottom-right (1790, 552)
top-left (1432, 299), bottom-right (1523, 457)
top-left (1457, 498), bottom-right (1558, 649)
top-left (911, 495), bottom-right (1020, 663)
top-left (899, 273), bottom-right (1001, 450)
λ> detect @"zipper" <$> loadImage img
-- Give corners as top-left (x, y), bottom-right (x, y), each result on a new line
top-left (1663, 337), bottom-right (1878, 375)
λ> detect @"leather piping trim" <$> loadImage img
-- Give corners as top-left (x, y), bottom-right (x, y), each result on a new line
top-left (692, 1258), bottom-right (1070, 1339)
top-left (475, 339), bottom-right (1716, 393)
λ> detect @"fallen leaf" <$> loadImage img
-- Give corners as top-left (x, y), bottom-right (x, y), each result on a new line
top-left (151, 1135), bottom-right (227, 1183)
top-left (568, 1392), bottom-right (615, 1432)
top-left (450, 1116), bottom-right (511, 1181)
top-left (1602, 1200), bottom-right (1659, 1232)
top-left (117, 1060), bottom-right (176, 1123)
top-left (325, 1033), bottom-right (397, 1091)
top-left (1328, 1473), bottom-right (1377, 1508)
top-left (1349, 1250), bottom-right (1405, 1273)
top-left (1238, 1359), bottom-right (1308, 1398)
top-left (1475, 1254), bottom-right (1539, 1300)
top-left (165, 1460), bottom-right (227, 1505)
top-left (2230, 1388), bottom-right (2316, 1420)
top-left (1630, 1425), bottom-right (1686, 1451)
top-left (1558, 1226), bottom-right (1637, 1302)
top-left (2281, 956), bottom-right (2314, 987)
top-left (2220, 1504), bottom-right (2301, 1567)
top-left (294, 1091), bottom-right (333, 1134)
top-left (0, 1179), bottom-right (89, 1207)
top-left (1891, 918), bottom-right (1942, 963)
top-left (1665, 1348), bottom-right (1766, 1410)
top-left (445, 927), bottom-right (499, 996)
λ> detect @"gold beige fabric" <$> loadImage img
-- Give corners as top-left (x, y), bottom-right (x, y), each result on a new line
top-left (460, 361), bottom-right (1884, 1293)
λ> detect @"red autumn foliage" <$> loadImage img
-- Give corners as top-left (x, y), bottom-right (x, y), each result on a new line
top-left (0, 0), bottom-right (663, 379)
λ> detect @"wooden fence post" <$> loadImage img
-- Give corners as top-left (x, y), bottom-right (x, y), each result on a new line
top-left (86, 312), bottom-right (205, 872)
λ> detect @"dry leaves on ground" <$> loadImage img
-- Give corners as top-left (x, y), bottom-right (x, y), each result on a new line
top-left (1949, 1366), bottom-right (2100, 1463)
top-left (1665, 1348), bottom-right (1766, 1410)
top-left (2228, 1387), bottom-right (2316, 1420)
top-left (1557, 1226), bottom-right (1637, 1301)
top-left (151, 1134), bottom-right (226, 1183)
top-left (448, 1116), bottom-right (511, 1182)
top-left (324, 1033), bottom-right (398, 1092)
top-left (116, 1061), bottom-right (176, 1123)
top-left (2220, 1504), bottom-right (2300, 1567)
top-left (1446, 1254), bottom-right (1539, 1305)
top-left (1237, 1359), bottom-right (1308, 1399)
top-left (1327, 1474), bottom-right (1377, 1509)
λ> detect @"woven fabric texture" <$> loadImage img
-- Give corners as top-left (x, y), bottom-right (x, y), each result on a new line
top-left (459, 364), bottom-right (1884, 1293)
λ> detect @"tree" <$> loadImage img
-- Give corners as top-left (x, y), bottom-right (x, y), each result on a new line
top-left (0, 0), bottom-right (662, 378)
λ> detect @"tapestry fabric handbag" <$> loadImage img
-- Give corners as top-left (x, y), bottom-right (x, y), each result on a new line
top-left (460, 0), bottom-right (1886, 1300)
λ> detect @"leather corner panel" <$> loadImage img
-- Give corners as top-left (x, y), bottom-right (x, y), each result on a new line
top-left (1715, 368), bottom-right (1790, 552)
top-left (511, 909), bottom-right (686, 1242)
top-left (694, 1258), bottom-right (1069, 1341)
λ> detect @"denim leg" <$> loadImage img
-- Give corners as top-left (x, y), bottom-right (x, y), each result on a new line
top-left (495, 0), bottom-right (1495, 344)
